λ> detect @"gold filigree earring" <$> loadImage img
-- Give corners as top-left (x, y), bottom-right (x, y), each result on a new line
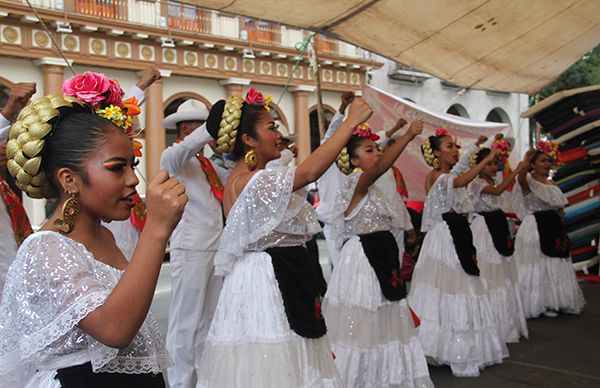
top-left (244, 149), bottom-right (257, 169)
top-left (54, 191), bottom-right (80, 234)
top-left (432, 157), bottom-right (441, 169)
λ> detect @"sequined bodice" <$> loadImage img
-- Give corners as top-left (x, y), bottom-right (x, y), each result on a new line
top-left (522, 188), bottom-right (562, 214)
top-left (344, 191), bottom-right (394, 236)
top-left (251, 199), bottom-right (320, 250)
top-left (470, 178), bottom-right (507, 212)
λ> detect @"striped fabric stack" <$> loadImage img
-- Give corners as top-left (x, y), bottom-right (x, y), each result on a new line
top-left (522, 85), bottom-right (600, 273)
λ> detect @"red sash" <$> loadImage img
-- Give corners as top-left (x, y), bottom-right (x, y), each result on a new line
top-left (175, 138), bottom-right (224, 202)
top-left (0, 176), bottom-right (33, 246)
top-left (196, 154), bottom-right (224, 202)
top-left (392, 166), bottom-right (408, 198)
top-left (130, 193), bottom-right (146, 231)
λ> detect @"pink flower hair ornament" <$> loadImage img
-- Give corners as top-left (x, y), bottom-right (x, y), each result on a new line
top-left (435, 128), bottom-right (449, 136)
top-left (245, 86), bottom-right (272, 112)
top-left (353, 122), bottom-right (380, 141)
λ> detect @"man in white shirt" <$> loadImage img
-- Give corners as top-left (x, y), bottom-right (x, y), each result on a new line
top-left (160, 99), bottom-right (229, 388)
top-left (0, 82), bottom-right (36, 299)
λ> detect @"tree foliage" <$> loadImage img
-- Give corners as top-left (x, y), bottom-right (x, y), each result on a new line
top-left (538, 45), bottom-right (600, 101)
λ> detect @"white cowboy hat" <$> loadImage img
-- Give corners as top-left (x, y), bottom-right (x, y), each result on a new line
top-left (277, 121), bottom-right (296, 144)
top-left (162, 99), bottom-right (209, 130)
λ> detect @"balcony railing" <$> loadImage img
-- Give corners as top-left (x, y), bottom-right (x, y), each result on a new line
top-left (15, 0), bottom-right (367, 59)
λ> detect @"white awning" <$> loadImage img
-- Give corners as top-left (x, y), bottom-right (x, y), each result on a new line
top-left (188, 0), bottom-right (600, 94)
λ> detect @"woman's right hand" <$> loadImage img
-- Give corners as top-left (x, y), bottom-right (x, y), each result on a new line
top-left (345, 97), bottom-right (373, 128)
top-left (486, 147), bottom-right (503, 161)
top-left (145, 170), bottom-right (188, 238)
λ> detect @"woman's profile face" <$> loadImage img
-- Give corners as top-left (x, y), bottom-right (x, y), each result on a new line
top-left (435, 135), bottom-right (459, 166)
top-left (252, 110), bottom-right (283, 163)
top-left (351, 138), bottom-right (382, 170)
top-left (531, 152), bottom-right (551, 177)
top-left (77, 129), bottom-right (140, 222)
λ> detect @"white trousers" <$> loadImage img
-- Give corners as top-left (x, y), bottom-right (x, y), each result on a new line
top-left (166, 249), bottom-right (222, 388)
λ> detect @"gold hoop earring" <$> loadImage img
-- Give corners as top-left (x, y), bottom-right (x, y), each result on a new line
top-left (432, 158), bottom-right (441, 169)
top-left (244, 149), bottom-right (257, 169)
top-left (54, 192), bottom-right (80, 234)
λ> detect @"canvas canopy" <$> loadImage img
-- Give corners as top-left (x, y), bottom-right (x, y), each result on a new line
top-left (188, 0), bottom-right (600, 94)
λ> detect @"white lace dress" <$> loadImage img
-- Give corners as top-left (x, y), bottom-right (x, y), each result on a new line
top-left (0, 231), bottom-right (171, 387)
top-left (468, 178), bottom-right (528, 343)
top-left (408, 173), bottom-right (508, 377)
top-left (512, 175), bottom-right (585, 318)
top-left (323, 172), bottom-right (433, 388)
top-left (196, 166), bottom-right (341, 388)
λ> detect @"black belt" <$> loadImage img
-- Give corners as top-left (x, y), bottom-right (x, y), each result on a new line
top-left (55, 362), bottom-right (165, 388)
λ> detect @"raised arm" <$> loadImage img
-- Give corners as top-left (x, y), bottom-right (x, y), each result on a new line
top-left (452, 135), bottom-right (488, 175)
top-left (293, 98), bottom-right (372, 191)
top-left (322, 91), bottom-right (354, 143)
top-left (160, 124), bottom-right (211, 176)
top-left (454, 148), bottom-right (501, 188)
top-left (517, 149), bottom-right (536, 196)
top-left (78, 171), bottom-right (187, 347)
top-left (481, 161), bottom-right (526, 196)
top-left (354, 120), bottom-right (423, 195)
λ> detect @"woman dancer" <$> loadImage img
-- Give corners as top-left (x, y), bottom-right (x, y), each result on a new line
top-left (408, 130), bottom-right (508, 377)
top-left (321, 118), bottom-right (434, 388)
top-left (513, 146), bottom-right (585, 318)
top-left (197, 87), bottom-right (372, 387)
top-left (0, 72), bottom-right (187, 387)
top-left (467, 147), bottom-right (528, 343)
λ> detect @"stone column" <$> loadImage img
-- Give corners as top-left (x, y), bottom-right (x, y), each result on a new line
top-left (219, 77), bottom-right (251, 97)
top-left (289, 85), bottom-right (315, 163)
top-left (142, 69), bottom-right (171, 180)
top-left (33, 57), bottom-right (72, 94)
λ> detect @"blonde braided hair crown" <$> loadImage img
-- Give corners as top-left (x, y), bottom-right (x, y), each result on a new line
top-left (216, 95), bottom-right (244, 154)
top-left (469, 148), bottom-right (482, 168)
top-left (6, 94), bottom-right (85, 199)
top-left (421, 137), bottom-right (437, 168)
top-left (336, 147), bottom-right (352, 175)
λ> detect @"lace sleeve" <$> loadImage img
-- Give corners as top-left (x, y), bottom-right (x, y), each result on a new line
top-left (0, 232), bottom-right (114, 379)
top-left (215, 167), bottom-right (300, 276)
top-left (528, 175), bottom-right (569, 208)
top-left (421, 174), bottom-right (454, 232)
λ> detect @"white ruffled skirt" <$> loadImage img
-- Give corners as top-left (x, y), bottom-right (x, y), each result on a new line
top-left (197, 251), bottom-right (341, 388)
top-left (514, 215), bottom-right (585, 318)
top-left (471, 216), bottom-right (528, 343)
top-left (323, 236), bottom-right (433, 388)
top-left (408, 222), bottom-right (508, 377)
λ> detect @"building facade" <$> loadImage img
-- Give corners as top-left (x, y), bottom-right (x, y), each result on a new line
top-left (0, 0), bottom-right (378, 225)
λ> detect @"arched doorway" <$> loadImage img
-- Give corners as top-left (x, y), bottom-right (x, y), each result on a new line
top-left (309, 104), bottom-right (336, 151)
top-left (486, 107), bottom-right (511, 126)
top-left (163, 92), bottom-right (212, 145)
top-left (0, 77), bottom-right (17, 193)
top-left (446, 103), bottom-right (470, 118)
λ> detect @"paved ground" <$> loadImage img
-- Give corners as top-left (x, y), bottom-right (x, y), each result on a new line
top-left (151, 241), bottom-right (600, 387)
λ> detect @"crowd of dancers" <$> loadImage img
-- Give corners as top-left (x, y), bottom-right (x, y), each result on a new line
top-left (0, 70), bottom-right (585, 388)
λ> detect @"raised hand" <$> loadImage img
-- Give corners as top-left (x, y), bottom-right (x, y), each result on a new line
top-left (345, 97), bottom-right (373, 128)
top-left (407, 120), bottom-right (424, 139)
top-left (476, 135), bottom-right (488, 146)
top-left (144, 170), bottom-right (187, 237)
top-left (1, 82), bottom-right (36, 122)
top-left (339, 91), bottom-right (355, 114)
top-left (136, 67), bottom-right (162, 91)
